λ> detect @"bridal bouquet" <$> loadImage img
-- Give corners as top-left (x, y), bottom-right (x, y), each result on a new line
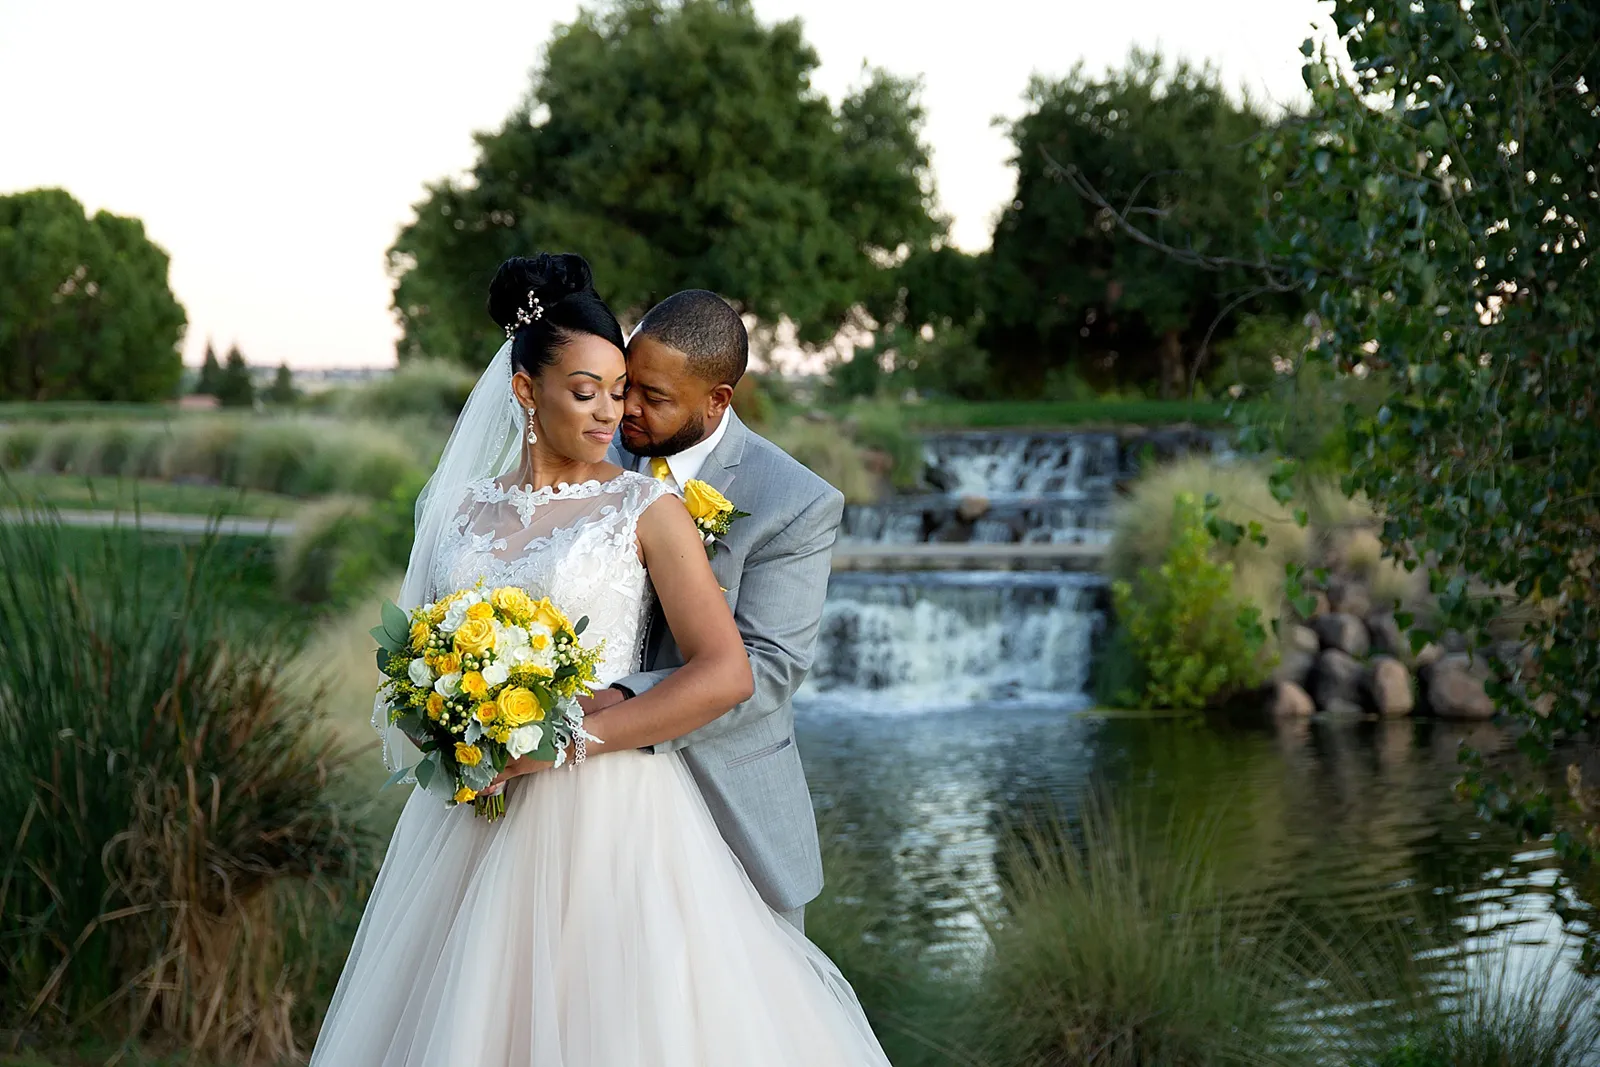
top-left (372, 583), bottom-right (603, 820)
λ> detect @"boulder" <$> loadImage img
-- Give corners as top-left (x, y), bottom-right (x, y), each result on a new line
top-left (956, 495), bottom-right (991, 523)
top-left (1413, 642), bottom-right (1445, 670)
top-left (1365, 656), bottom-right (1415, 717)
top-left (1366, 612), bottom-right (1407, 660)
top-left (1273, 625), bottom-right (1321, 687)
top-left (1312, 613), bottom-right (1371, 659)
top-left (1268, 680), bottom-right (1315, 718)
top-left (1328, 579), bottom-right (1372, 619)
top-left (1311, 648), bottom-right (1364, 713)
top-left (1420, 655), bottom-right (1495, 721)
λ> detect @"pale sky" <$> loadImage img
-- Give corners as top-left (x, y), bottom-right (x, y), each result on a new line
top-left (0, 0), bottom-right (1332, 369)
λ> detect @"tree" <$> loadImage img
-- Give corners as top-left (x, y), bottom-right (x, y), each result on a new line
top-left (984, 52), bottom-right (1282, 395)
top-left (0, 188), bottom-right (186, 402)
top-left (195, 340), bottom-right (223, 396)
top-left (268, 362), bottom-right (297, 405)
top-left (215, 345), bottom-right (255, 408)
top-left (1261, 2), bottom-right (1599, 854)
top-left (389, 0), bottom-right (939, 365)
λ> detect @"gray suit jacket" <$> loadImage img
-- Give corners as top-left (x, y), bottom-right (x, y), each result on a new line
top-left (609, 411), bottom-right (843, 913)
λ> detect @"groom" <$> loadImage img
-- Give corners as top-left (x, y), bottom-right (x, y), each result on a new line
top-left (597, 290), bottom-right (843, 932)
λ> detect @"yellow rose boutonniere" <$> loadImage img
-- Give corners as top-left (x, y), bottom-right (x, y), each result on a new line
top-left (681, 479), bottom-right (748, 559)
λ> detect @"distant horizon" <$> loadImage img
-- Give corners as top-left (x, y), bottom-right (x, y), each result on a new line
top-left (0, 0), bottom-right (1334, 370)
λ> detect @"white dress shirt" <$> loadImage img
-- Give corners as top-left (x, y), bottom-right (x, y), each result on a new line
top-left (652, 412), bottom-right (731, 493)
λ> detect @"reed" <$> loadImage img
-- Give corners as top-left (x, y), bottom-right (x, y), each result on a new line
top-left (0, 498), bottom-right (367, 1063)
top-left (974, 797), bottom-right (1310, 1067)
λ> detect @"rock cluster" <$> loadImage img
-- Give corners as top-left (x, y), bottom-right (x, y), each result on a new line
top-left (1269, 582), bottom-right (1497, 722)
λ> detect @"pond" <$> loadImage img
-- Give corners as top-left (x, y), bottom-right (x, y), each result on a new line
top-left (797, 429), bottom-right (1595, 994)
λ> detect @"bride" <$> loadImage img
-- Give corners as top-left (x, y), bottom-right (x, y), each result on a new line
top-left (309, 253), bottom-right (891, 1065)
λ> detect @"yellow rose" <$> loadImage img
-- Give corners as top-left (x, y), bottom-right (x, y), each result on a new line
top-left (466, 601), bottom-right (495, 622)
top-left (425, 692), bottom-right (445, 720)
top-left (475, 701), bottom-right (498, 724)
top-left (491, 586), bottom-right (533, 621)
top-left (460, 671), bottom-right (489, 699)
top-left (496, 685), bottom-right (543, 726)
top-left (453, 786), bottom-right (477, 803)
top-left (529, 630), bottom-right (551, 652)
top-left (453, 618), bottom-right (496, 658)
top-left (528, 597), bottom-right (571, 634)
top-left (683, 479), bottom-right (732, 523)
top-left (454, 742), bottom-right (483, 767)
top-left (409, 621), bottom-right (431, 652)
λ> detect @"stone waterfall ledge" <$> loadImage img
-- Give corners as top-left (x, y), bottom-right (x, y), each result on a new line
top-left (831, 541), bottom-right (1109, 572)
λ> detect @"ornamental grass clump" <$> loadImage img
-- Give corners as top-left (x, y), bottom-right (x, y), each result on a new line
top-left (976, 798), bottom-right (1308, 1067)
top-left (0, 499), bottom-right (366, 1062)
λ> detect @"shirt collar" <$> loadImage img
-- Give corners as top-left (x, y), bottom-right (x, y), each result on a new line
top-left (663, 411), bottom-right (731, 488)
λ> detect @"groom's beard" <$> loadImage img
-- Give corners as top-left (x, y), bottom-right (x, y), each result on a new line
top-left (628, 412), bottom-right (706, 458)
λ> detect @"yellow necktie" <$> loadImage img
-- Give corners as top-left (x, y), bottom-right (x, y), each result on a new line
top-left (649, 457), bottom-right (672, 481)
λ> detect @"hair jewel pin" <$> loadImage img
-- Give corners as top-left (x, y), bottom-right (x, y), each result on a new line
top-left (503, 290), bottom-right (545, 339)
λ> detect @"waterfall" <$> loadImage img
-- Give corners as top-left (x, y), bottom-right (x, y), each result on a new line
top-left (799, 571), bottom-right (1105, 712)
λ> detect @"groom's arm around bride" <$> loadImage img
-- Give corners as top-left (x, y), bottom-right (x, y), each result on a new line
top-left (599, 290), bottom-right (844, 925)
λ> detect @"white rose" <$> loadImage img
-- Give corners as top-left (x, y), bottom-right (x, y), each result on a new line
top-left (442, 599), bottom-right (473, 633)
top-left (528, 643), bottom-right (555, 673)
top-left (506, 724), bottom-right (544, 759)
top-left (482, 661), bottom-right (510, 687)
top-left (407, 657), bottom-right (434, 688)
top-left (434, 671), bottom-right (462, 697)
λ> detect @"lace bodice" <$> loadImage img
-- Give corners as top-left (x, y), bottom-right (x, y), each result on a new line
top-left (431, 471), bottom-right (669, 686)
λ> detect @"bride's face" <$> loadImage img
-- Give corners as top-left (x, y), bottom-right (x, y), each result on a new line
top-left (517, 333), bottom-right (627, 464)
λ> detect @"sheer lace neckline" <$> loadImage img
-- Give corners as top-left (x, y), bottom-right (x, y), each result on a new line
top-left (472, 471), bottom-right (636, 510)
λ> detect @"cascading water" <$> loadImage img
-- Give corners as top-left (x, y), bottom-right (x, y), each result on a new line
top-left (799, 571), bottom-right (1105, 711)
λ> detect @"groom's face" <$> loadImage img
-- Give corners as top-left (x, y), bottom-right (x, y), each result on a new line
top-left (620, 335), bottom-right (727, 457)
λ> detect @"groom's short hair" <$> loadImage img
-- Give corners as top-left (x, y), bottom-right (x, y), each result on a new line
top-left (631, 290), bottom-right (748, 386)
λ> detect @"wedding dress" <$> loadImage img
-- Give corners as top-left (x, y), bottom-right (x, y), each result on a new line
top-left (310, 470), bottom-right (891, 1067)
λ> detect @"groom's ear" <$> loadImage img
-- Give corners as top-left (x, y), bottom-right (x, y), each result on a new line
top-left (706, 382), bottom-right (735, 418)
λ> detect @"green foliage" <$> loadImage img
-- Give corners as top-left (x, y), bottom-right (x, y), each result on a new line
top-left (268, 362), bottom-right (297, 406)
top-left (390, 0), bottom-right (939, 363)
top-left (985, 51), bottom-right (1283, 396)
top-left (1260, 1), bottom-right (1600, 852)
top-left (843, 401), bottom-right (923, 491)
top-left (0, 505), bottom-right (364, 1056)
top-left (330, 359), bottom-right (477, 421)
top-left (1111, 492), bottom-right (1273, 710)
top-left (277, 473), bottom-right (423, 605)
top-left (215, 344), bottom-right (255, 408)
top-left (0, 189), bottom-right (186, 402)
top-left (195, 341), bottom-right (223, 396)
top-left (0, 416), bottom-right (428, 500)
top-left (977, 799), bottom-right (1306, 1067)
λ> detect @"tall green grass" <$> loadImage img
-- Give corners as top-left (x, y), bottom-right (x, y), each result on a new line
top-left (974, 798), bottom-right (1309, 1067)
top-left (0, 416), bottom-right (431, 500)
top-left (0, 502), bottom-right (367, 1063)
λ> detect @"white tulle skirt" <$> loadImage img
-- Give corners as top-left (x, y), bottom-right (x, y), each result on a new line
top-left (310, 750), bottom-right (890, 1066)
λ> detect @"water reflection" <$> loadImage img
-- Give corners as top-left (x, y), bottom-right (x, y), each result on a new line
top-left (796, 703), bottom-right (1595, 986)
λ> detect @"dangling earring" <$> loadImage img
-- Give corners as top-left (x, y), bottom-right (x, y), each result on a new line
top-left (526, 408), bottom-right (537, 445)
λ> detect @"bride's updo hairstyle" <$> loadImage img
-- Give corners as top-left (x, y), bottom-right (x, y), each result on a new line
top-left (487, 253), bottom-right (625, 375)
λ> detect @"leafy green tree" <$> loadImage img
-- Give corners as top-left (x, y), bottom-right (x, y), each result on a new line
top-left (984, 52), bottom-right (1281, 396)
top-left (268, 362), bottom-right (297, 406)
top-left (1260, 1), bottom-right (1599, 853)
top-left (195, 341), bottom-right (223, 396)
top-left (215, 345), bottom-right (255, 408)
top-left (390, 0), bottom-right (939, 365)
top-left (0, 188), bottom-right (186, 401)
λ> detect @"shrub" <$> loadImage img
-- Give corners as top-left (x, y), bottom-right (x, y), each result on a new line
top-left (977, 797), bottom-right (1306, 1067)
top-left (1109, 456), bottom-right (1309, 630)
top-left (277, 473), bottom-right (423, 605)
top-left (767, 418), bottom-right (877, 504)
top-left (335, 360), bottom-right (476, 421)
top-left (1111, 492), bottom-right (1273, 710)
top-left (0, 504), bottom-right (364, 1060)
top-left (845, 401), bottom-right (924, 491)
